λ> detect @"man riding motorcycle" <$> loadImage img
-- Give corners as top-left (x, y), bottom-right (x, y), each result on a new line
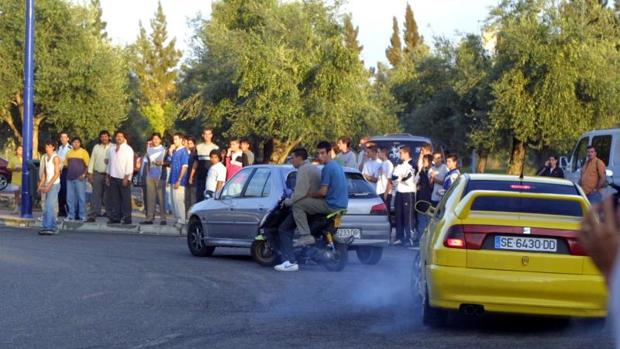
top-left (292, 141), bottom-right (349, 247)
top-left (274, 148), bottom-right (321, 272)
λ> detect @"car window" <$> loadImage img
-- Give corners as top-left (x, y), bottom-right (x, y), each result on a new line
top-left (220, 168), bottom-right (253, 199)
top-left (463, 180), bottom-right (579, 196)
top-left (591, 135), bottom-right (612, 166)
top-left (470, 197), bottom-right (583, 217)
top-left (286, 172), bottom-right (297, 190)
top-left (244, 168), bottom-right (271, 198)
top-left (346, 172), bottom-right (378, 199)
top-left (572, 137), bottom-right (589, 172)
top-left (435, 177), bottom-right (462, 219)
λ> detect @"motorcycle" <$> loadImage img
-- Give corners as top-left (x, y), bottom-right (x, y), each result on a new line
top-left (250, 197), bottom-right (353, 272)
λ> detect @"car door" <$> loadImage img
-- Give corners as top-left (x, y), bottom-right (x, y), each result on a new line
top-left (229, 167), bottom-right (278, 241)
top-left (206, 167), bottom-right (254, 238)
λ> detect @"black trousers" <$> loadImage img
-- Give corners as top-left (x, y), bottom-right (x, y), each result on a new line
top-left (107, 178), bottom-right (132, 223)
top-left (278, 213), bottom-right (297, 263)
top-left (395, 192), bottom-right (415, 242)
top-left (195, 162), bottom-right (210, 203)
top-left (58, 168), bottom-right (68, 217)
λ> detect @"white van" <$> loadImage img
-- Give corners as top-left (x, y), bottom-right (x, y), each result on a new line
top-left (560, 128), bottom-right (618, 192)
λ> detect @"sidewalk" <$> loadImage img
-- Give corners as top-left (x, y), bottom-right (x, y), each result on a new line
top-left (0, 207), bottom-right (184, 236)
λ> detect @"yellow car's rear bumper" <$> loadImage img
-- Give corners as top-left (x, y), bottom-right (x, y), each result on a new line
top-left (428, 264), bottom-right (608, 318)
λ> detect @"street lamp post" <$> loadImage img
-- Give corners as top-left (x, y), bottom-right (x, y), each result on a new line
top-left (21, 0), bottom-right (35, 218)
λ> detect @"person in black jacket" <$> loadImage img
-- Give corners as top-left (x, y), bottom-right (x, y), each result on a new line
top-left (416, 154), bottom-right (433, 245)
top-left (538, 156), bottom-right (564, 178)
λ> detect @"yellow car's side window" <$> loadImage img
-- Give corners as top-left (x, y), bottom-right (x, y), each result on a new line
top-left (435, 177), bottom-right (462, 220)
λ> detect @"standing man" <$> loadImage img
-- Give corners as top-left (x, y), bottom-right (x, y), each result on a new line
top-left (193, 128), bottom-right (219, 203)
top-left (65, 137), bottom-right (90, 221)
top-left (335, 136), bottom-right (357, 169)
top-left (205, 149), bottom-right (227, 198)
top-left (141, 133), bottom-right (167, 225)
top-left (106, 131), bottom-right (134, 225)
top-left (377, 147), bottom-right (394, 206)
top-left (293, 141), bottom-right (349, 246)
top-left (185, 137), bottom-right (198, 210)
top-left (7, 145), bottom-right (23, 213)
top-left (169, 133), bottom-right (190, 227)
top-left (357, 136), bottom-right (370, 172)
top-left (392, 146), bottom-right (417, 247)
top-left (38, 140), bottom-right (62, 235)
top-left (580, 146), bottom-right (607, 204)
top-left (87, 130), bottom-right (112, 222)
top-left (429, 151), bottom-right (448, 206)
top-left (57, 132), bottom-right (72, 218)
top-left (362, 145), bottom-right (382, 191)
top-left (274, 148), bottom-right (321, 272)
top-left (241, 139), bottom-right (255, 165)
top-left (443, 154), bottom-right (461, 194)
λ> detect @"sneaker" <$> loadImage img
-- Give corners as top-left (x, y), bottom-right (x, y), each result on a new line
top-left (38, 230), bottom-right (52, 236)
top-left (140, 221), bottom-right (153, 225)
top-left (274, 260), bottom-right (299, 272)
top-left (86, 217), bottom-right (96, 223)
top-left (160, 220), bottom-right (167, 226)
top-left (392, 239), bottom-right (402, 246)
top-left (293, 235), bottom-right (316, 247)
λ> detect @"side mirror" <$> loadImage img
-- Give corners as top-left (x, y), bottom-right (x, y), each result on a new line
top-left (414, 200), bottom-right (435, 217)
top-left (606, 169), bottom-right (614, 185)
top-left (559, 156), bottom-right (568, 170)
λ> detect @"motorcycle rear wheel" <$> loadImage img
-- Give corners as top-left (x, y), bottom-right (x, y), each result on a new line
top-left (322, 243), bottom-right (349, 272)
top-left (251, 239), bottom-right (281, 267)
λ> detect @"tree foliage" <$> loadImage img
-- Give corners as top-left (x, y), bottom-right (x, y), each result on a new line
top-left (385, 17), bottom-right (403, 67)
top-left (0, 0), bottom-right (127, 154)
top-left (181, 0), bottom-right (399, 163)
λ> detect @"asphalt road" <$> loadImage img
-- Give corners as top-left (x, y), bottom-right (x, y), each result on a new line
top-left (0, 227), bottom-right (614, 349)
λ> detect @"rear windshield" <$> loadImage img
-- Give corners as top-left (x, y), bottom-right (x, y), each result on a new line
top-left (471, 197), bottom-right (583, 217)
top-left (370, 140), bottom-right (427, 166)
top-left (286, 172), bottom-right (377, 199)
top-left (464, 180), bottom-right (579, 196)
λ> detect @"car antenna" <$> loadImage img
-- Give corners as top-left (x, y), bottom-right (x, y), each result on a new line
top-left (519, 145), bottom-right (526, 181)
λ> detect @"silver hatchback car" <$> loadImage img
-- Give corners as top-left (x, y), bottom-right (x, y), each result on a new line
top-left (186, 164), bottom-right (390, 264)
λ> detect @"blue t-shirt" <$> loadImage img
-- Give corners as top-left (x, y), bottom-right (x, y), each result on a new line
top-left (321, 160), bottom-right (349, 209)
top-left (168, 147), bottom-right (189, 186)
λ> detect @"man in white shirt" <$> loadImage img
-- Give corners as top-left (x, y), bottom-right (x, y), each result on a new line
top-left (205, 150), bottom-right (226, 198)
top-left (429, 151), bottom-right (448, 206)
top-left (392, 146), bottom-right (417, 247)
top-left (362, 145), bottom-right (382, 191)
top-left (57, 132), bottom-right (72, 217)
top-left (87, 130), bottom-right (111, 222)
top-left (106, 131), bottom-right (134, 224)
top-left (377, 147), bottom-right (394, 205)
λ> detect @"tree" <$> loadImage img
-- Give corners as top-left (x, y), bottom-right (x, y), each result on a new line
top-left (90, 0), bottom-right (107, 40)
top-left (488, 0), bottom-right (620, 174)
top-left (403, 3), bottom-right (423, 55)
top-left (0, 0), bottom-right (128, 156)
top-left (181, 0), bottom-right (399, 163)
top-left (386, 17), bottom-right (403, 66)
top-left (128, 1), bottom-right (182, 135)
top-left (343, 14), bottom-right (363, 57)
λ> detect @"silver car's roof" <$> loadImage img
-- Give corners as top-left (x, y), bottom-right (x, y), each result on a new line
top-left (370, 133), bottom-right (431, 143)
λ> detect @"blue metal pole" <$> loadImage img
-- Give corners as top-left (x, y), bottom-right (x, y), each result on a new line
top-left (21, 0), bottom-right (35, 218)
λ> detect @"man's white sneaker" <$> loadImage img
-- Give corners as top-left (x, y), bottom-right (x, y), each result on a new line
top-left (274, 261), bottom-right (299, 272)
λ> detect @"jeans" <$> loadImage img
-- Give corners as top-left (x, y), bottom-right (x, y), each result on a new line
top-left (171, 185), bottom-right (186, 225)
top-left (278, 213), bottom-right (297, 263)
top-left (67, 178), bottom-right (87, 220)
top-left (395, 192), bottom-right (415, 242)
top-left (43, 183), bottom-right (60, 231)
top-left (587, 191), bottom-right (603, 205)
top-left (416, 214), bottom-right (430, 240)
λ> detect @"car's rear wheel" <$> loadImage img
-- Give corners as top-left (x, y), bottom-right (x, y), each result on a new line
top-left (187, 218), bottom-right (215, 257)
top-left (251, 239), bottom-right (280, 267)
top-left (0, 174), bottom-right (8, 192)
top-left (356, 246), bottom-right (383, 265)
top-left (323, 243), bottom-right (349, 272)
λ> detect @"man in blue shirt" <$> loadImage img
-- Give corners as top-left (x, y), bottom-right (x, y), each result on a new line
top-left (168, 133), bottom-right (189, 227)
top-left (292, 141), bottom-right (349, 246)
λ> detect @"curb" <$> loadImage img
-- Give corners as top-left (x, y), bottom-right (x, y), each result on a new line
top-left (0, 215), bottom-right (185, 237)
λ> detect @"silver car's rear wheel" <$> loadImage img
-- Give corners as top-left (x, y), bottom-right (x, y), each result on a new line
top-left (187, 218), bottom-right (215, 257)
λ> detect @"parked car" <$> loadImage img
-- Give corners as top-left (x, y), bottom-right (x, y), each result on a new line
top-left (186, 164), bottom-right (391, 265)
top-left (413, 173), bottom-right (607, 326)
top-left (0, 157), bottom-right (11, 191)
top-left (369, 133), bottom-right (433, 166)
top-left (560, 128), bottom-right (617, 195)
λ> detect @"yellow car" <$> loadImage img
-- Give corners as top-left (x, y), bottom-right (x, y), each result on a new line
top-left (413, 174), bottom-right (608, 326)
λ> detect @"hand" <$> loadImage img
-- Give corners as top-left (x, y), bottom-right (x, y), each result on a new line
top-left (189, 177), bottom-right (194, 185)
top-left (122, 178), bottom-right (129, 187)
top-left (41, 185), bottom-right (50, 194)
top-left (174, 182), bottom-right (180, 190)
top-left (88, 174), bottom-right (94, 183)
top-left (580, 197), bottom-right (620, 282)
